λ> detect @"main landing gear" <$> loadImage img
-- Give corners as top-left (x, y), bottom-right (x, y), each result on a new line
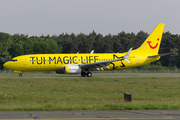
top-left (19, 73), bottom-right (23, 77)
top-left (81, 71), bottom-right (92, 77)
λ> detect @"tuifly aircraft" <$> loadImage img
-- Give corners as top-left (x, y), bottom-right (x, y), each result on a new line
top-left (3, 23), bottom-right (173, 77)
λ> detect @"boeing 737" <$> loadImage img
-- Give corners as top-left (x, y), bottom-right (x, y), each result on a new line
top-left (3, 23), bottom-right (172, 77)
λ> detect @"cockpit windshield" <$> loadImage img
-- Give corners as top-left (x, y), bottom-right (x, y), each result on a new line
top-left (9, 59), bottom-right (17, 62)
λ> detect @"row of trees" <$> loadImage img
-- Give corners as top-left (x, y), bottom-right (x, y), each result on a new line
top-left (0, 31), bottom-right (179, 70)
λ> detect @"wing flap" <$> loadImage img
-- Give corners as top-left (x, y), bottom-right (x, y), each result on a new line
top-left (80, 60), bottom-right (117, 69)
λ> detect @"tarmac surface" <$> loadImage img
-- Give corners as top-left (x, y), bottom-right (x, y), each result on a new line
top-left (0, 110), bottom-right (180, 120)
top-left (1, 74), bottom-right (180, 78)
top-left (1, 72), bottom-right (180, 78)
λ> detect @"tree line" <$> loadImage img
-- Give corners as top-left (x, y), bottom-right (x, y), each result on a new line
top-left (0, 31), bottom-right (179, 70)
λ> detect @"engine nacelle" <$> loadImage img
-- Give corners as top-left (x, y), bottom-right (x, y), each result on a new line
top-left (62, 65), bottom-right (81, 74)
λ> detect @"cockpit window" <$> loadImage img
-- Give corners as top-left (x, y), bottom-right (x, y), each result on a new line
top-left (9, 59), bottom-right (17, 62)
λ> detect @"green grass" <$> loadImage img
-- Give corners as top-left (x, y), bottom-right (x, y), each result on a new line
top-left (0, 77), bottom-right (180, 110)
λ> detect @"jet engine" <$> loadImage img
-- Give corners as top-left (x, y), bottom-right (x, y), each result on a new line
top-left (62, 65), bottom-right (81, 74)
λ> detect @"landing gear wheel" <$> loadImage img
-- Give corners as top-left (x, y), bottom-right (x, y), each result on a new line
top-left (19, 73), bottom-right (23, 77)
top-left (87, 72), bottom-right (92, 77)
top-left (81, 71), bottom-right (86, 77)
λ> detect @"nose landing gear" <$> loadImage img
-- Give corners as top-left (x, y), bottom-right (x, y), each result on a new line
top-left (19, 73), bottom-right (23, 77)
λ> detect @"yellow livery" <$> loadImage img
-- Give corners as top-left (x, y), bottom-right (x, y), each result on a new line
top-left (3, 24), bottom-right (172, 77)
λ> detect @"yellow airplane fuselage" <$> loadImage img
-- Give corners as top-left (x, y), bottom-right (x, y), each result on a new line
top-left (4, 52), bottom-right (159, 72)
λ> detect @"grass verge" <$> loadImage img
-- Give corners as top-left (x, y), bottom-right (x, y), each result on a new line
top-left (0, 77), bottom-right (180, 110)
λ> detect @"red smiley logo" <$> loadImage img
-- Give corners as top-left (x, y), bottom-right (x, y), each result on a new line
top-left (147, 38), bottom-right (159, 49)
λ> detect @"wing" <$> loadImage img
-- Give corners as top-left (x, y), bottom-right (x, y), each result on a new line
top-left (80, 59), bottom-right (119, 71)
top-left (79, 48), bottom-right (133, 71)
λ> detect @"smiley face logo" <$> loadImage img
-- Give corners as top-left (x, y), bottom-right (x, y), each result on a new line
top-left (147, 38), bottom-right (159, 49)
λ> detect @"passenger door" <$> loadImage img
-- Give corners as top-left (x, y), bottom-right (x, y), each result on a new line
top-left (23, 57), bottom-right (28, 66)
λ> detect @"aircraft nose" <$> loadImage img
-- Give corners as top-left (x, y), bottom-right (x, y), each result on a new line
top-left (3, 62), bottom-right (10, 69)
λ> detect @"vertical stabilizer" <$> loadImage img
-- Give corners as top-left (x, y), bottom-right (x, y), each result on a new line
top-left (137, 23), bottom-right (165, 55)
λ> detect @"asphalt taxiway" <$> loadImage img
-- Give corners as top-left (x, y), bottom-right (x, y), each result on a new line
top-left (1, 72), bottom-right (180, 78)
top-left (0, 110), bottom-right (180, 120)
top-left (1, 75), bottom-right (180, 78)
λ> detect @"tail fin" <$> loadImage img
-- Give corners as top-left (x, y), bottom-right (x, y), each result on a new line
top-left (137, 23), bottom-right (165, 55)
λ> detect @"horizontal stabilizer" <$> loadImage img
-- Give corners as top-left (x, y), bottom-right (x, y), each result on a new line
top-left (148, 52), bottom-right (175, 58)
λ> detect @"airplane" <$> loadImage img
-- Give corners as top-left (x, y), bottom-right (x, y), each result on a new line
top-left (3, 23), bottom-right (173, 77)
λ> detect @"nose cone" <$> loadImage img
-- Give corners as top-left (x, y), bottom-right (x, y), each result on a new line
top-left (3, 62), bottom-right (10, 69)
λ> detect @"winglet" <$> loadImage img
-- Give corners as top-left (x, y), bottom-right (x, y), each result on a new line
top-left (90, 50), bottom-right (94, 54)
top-left (123, 48), bottom-right (133, 63)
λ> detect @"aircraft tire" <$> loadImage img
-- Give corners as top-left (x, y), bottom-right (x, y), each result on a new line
top-left (87, 72), bottom-right (92, 77)
top-left (81, 71), bottom-right (86, 77)
top-left (19, 73), bottom-right (23, 77)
